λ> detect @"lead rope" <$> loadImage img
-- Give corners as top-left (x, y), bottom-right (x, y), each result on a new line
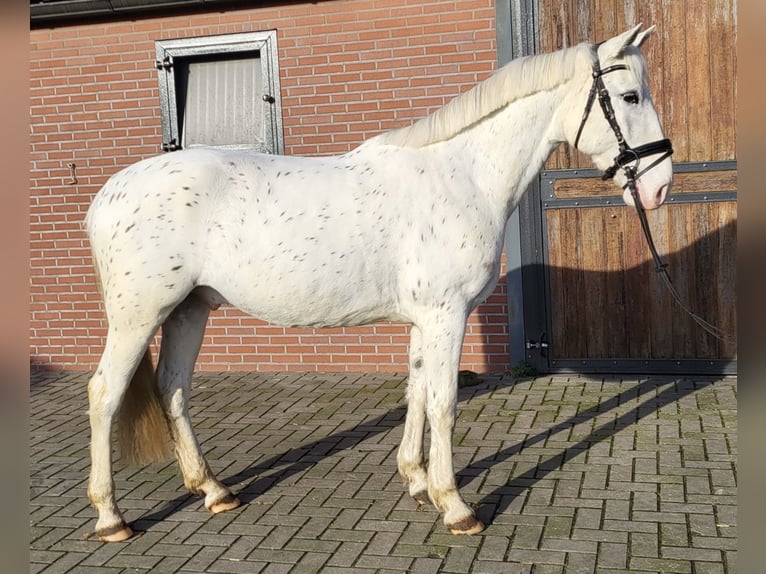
top-left (623, 166), bottom-right (732, 342)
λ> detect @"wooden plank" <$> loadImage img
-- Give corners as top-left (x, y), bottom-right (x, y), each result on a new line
top-left (716, 202), bottom-right (737, 357)
top-left (547, 208), bottom-right (589, 358)
top-left (553, 170), bottom-right (737, 198)
top-left (685, 0), bottom-right (712, 161)
top-left (546, 209), bottom-right (568, 355)
top-left (565, 208), bottom-right (588, 358)
top-left (691, 202), bottom-right (720, 358)
top-left (645, 205), bottom-right (673, 357)
top-left (708, 0), bottom-right (737, 160)
top-left (542, 0), bottom-right (589, 171)
top-left (669, 204), bottom-right (697, 357)
top-left (581, 208), bottom-right (608, 357)
top-left (623, 205), bottom-right (653, 358)
top-left (540, 0), bottom-right (564, 170)
top-left (603, 207), bottom-right (628, 357)
top-left (661, 0), bottom-right (689, 162)
top-left (635, 0), bottom-right (664, 110)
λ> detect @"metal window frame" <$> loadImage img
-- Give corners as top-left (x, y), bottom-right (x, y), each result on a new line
top-left (155, 30), bottom-right (284, 154)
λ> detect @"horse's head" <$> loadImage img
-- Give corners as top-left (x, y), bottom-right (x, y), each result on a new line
top-left (568, 24), bottom-right (673, 210)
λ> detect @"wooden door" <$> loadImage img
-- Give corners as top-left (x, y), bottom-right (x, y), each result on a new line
top-left (523, 0), bottom-right (737, 373)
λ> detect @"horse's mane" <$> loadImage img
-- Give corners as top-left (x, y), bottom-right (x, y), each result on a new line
top-left (375, 43), bottom-right (594, 148)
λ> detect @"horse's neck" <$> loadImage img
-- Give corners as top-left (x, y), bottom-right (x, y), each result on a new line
top-left (444, 86), bottom-right (569, 219)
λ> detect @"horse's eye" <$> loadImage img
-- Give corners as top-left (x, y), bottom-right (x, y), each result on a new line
top-left (622, 91), bottom-right (640, 105)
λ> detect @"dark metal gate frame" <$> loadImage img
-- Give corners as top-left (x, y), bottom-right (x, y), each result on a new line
top-left (496, 1), bottom-right (737, 375)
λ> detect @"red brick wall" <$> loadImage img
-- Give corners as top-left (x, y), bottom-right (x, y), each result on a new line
top-left (30, 0), bottom-right (510, 373)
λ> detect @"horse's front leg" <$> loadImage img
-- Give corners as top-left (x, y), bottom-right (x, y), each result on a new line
top-left (420, 312), bottom-right (485, 535)
top-left (398, 326), bottom-right (429, 505)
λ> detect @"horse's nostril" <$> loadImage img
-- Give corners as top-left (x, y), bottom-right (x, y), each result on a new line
top-left (655, 184), bottom-right (668, 207)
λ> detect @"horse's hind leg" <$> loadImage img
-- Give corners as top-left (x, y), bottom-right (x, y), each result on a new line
top-left (88, 326), bottom-right (158, 542)
top-left (156, 291), bottom-right (240, 513)
top-left (397, 325), bottom-right (430, 505)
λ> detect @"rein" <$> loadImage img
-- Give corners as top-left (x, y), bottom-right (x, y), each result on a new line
top-left (574, 50), bottom-right (729, 342)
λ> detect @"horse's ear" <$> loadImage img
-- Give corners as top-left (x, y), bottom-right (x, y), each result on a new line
top-left (632, 25), bottom-right (656, 49)
top-left (598, 23), bottom-right (653, 60)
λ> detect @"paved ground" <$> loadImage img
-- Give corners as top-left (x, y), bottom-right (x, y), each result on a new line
top-left (29, 370), bottom-right (737, 573)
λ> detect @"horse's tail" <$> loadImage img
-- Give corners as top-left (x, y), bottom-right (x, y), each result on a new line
top-left (117, 349), bottom-right (173, 466)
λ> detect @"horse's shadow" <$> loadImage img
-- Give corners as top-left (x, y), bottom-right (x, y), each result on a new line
top-left (469, 376), bottom-right (713, 525)
top-left (133, 374), bottom-right (713, 531)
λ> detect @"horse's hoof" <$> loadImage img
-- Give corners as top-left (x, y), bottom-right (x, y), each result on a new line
top-left (208, 494), bottom-right (241, 514)
top-left (412, 490), bottom-right (430, 506)
top-left (447, 515), bottom-right (485, 535)
top-left (96, 523), bottom-right (134, 542)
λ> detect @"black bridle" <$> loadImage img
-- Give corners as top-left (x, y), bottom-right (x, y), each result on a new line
top-left (573, 58), bottom-right (673, 185)
top-left (573, 50), bottom-right (728, 341)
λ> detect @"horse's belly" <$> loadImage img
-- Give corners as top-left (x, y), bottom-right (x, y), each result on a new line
top-left (199, 254), bottom-right (400, 328)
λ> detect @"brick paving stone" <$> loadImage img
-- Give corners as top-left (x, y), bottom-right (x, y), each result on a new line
top-left (694, 563), bottom-right (725, 574)
top-left (29, 372), bottom-right (736, 573)
top-left (565, 551), bottom-right (597, 574)
top-left (319, 527), bottom-right (373, 544)
top-left (354, 554), bottom-right (414, 570)
top-left (572, 527), bottom-right (628, 544)
top-left (290, 550), bottom-right (332, 573)
top-left (540, 538), bottom-right (597, 554)
top-left (324, 541), bottom-right (367, 567)
top-left (363, 530), bottom-right (401, 555)
top-left (511, 523), bottom-right (543, 549)
top-left (441, 545), bottom-right (479, 572)
top-left (153, 556), bottom-right (193, 572)
top-left (283, 537), bottom-right (339, 554)
top-left (177, 546), bottom-right (227, 571)
top-left (508, 548), bottom-right (567, 565)
top-left (629, 556), bottom-right (692, 573)
top-left (661, 546), bottom-right (723, 562)
top-left (205, 558), bottom-right (267, 573)
top-left (630, 531), bottom-right (660, 557)
top-left (477, 534), bottom-right (510, 560)
top-left (104, 552), bottom-right (164, 570)
top-left (543, 516), bottom-right (573, 539)
top-left (596, 541), bottom-right (628, 569)
top-left (690, 536), bottom-right (737, 551)
top-left (471, 560), bottom-right (531, 573)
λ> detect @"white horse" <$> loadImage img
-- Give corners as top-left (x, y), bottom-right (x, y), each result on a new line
top-left (85, 24), bottom-right (672, 541)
